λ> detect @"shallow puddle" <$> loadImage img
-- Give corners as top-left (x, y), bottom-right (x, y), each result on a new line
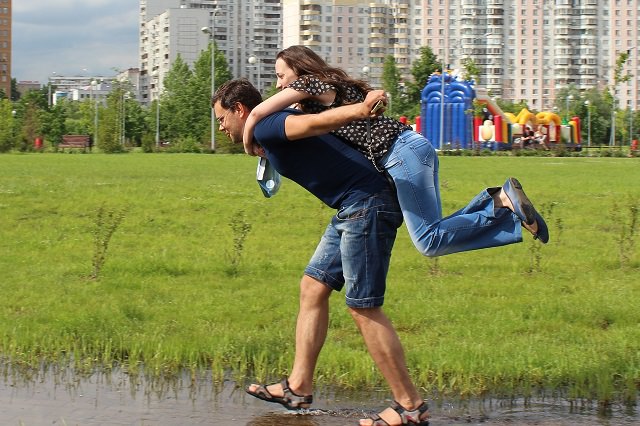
top-left (0, 369), bottom-right (637, 425)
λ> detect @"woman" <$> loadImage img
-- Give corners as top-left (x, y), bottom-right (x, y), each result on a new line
top-left (534, 124), bottom-right (550, 150)
top-left (242, 46), bottom-right (548, 257)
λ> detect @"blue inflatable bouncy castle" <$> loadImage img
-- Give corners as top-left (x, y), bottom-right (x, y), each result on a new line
top-left (421, 72), bottom-right (475, 149)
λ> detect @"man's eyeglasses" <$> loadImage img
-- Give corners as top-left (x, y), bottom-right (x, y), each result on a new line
top-left (215, 110), bottom-right (233, 127)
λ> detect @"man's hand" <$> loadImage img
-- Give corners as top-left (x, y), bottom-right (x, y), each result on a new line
top-left (284, 89), bottom-right (389, 140)
top-left (244, 139), bottom-right (264, 156)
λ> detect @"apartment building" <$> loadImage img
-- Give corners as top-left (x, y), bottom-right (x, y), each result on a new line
top-left (139, 1), bottom-right (638, 111)
top-left (282, 0), bottom-right (419, 89)
top-left (139, 0), bottom-right (281, 104)
top-left (0, 0), bottom-right (11, 97)
top-left (48, 75), bottom-right (115, 106)
top-left (424, 0), bottom-right (639, 111)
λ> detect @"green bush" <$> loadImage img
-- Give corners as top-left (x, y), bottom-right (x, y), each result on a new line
top-left (166, 136), bottom-right (202, 153)
top-left (140, 133), bottom-right (155, 153)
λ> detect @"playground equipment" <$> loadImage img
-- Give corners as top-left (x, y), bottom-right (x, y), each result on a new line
top-left (421, 72), bottom-right (473, 149)
top-left (420, 73), bottom-right (582, 150)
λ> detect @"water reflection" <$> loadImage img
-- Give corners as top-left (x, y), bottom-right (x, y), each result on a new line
top-left (0, 367), bottom-right (637, 425)
top-left (246, 412), bottom-right (348, 426)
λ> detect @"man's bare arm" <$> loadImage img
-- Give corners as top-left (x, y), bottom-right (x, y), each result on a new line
top-left (284, 90), bottom-right (387, 141)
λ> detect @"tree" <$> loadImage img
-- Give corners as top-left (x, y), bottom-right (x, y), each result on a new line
top-left (381, 55), bottom-right (402, 117)
top-left (98, 83), bottom-right (127, 153)
top-left (143, 100), bottom-right (160, 151)
top-left (580, 87), bottom-right (619, 146)
top-left (160, 46), bottom-right (232, 151)
top-left (406, 46), bottom-right (440, 105)
top-left (495, 98), bottom-right (530, 115)
top-left (124, 97), bottom-right (147, 146)
top-left (609, 50), bottom-right (634, 146)
top-left (191, 43), bottom-right (231, 144)
top-left (190, 46), bottom-right (214, 143)
top-left (13, 89), bottom-right (48, 151)
top-left (0, 99), bottom-right (14, 152)
top-left (461, 57), bottom-right (481, 85)
top-left (162, 55), bottom-right (195, 142)
top-left (555, 84), bottom-right (582, 120)
top-left (41, 102), bottom-right (66, 147)
top-left (11, 78), bottom-right (20, 101)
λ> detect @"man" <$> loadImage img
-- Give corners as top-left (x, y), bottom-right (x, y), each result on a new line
top-left (212, 78), bottom-right (430, 426)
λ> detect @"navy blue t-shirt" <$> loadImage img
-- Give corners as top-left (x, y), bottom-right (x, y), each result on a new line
top-left (253, 109), bottom-right (389, 209)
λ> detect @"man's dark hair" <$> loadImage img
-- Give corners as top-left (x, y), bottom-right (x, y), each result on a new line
top-left (212, 78), bottom-right (262, 111)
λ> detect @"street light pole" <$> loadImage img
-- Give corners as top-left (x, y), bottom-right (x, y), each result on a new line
top-left (91, 80), bottom-right (98, 148)
top-left (362, 65), bottom-right (370, 82)
top-left (626, 46), bottom-right (637, 146)
top-left (630, 107), bottom-right (634, 146)
top-left (566, 94), bottom-right (573, 121)
top-left (610, 97), bottom-right (616, 147)
top-left (152, 72), bottom-right (160, 149)
top-left (201, 10), bottom-right (219, 152)
top-left (584, 100), bottom-right (591, 147)
top-left (121, 91), bottom-right (126, 146)
top-left (248, 55), bottom-right (260, 91)
top-left (11, 110), bottom-right (16, 142)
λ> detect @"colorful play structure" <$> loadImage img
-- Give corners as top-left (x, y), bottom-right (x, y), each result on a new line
top-left (419, 72), bottom-right (582, 150)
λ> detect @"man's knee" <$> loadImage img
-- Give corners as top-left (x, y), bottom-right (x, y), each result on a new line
top-left (300, 275), bottom-right (333, 301)
top-left (347, 306), bottom-right (381, 324)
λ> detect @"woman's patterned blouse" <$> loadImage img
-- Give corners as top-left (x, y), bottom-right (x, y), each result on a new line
top-left (287, 75), bottom-right (411, 162)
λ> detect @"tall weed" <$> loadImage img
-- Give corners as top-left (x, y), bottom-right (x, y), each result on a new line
top-left (90, 204), bottom-right (127, 280)
top-left (225, 210), bottom-right (252, 277)
top-left (610, 198), bottom-right (639, 268)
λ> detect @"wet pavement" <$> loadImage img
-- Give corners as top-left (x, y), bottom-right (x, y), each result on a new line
top-left (0, 369), bottom-right (638, 425)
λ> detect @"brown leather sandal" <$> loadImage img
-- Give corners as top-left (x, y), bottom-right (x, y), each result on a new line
top-left (245, 378), bottom-right (313, 410)
top-left (364, 401), bottom-right (430, 425)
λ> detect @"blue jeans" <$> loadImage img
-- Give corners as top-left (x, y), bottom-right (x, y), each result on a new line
top-left (380, 130), bottom-right (522, 257)
top-left (304, 189), bottom-right (402, 308)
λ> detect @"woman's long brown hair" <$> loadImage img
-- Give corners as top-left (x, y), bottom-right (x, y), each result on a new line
top-left (276, 45), bottom-right (372, 102)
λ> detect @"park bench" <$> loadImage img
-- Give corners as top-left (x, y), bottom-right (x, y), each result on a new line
top-left (59, 135), bottom-right (91, 152)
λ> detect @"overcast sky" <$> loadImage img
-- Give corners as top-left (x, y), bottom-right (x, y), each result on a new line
top-left (12, 0), bottom-right (139, 84)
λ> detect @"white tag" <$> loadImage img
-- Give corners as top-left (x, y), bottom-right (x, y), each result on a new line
top-left (256, 157), bottom-right (267, 180)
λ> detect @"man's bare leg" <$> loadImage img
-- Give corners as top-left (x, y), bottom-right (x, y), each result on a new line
top-left (247, 275), bottom-right (331, 399)
top-left (351, 307), bottom-right (427, 426)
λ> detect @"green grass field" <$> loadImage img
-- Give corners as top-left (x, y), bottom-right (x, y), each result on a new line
top-left (0, 153), bottom-right (638, 404)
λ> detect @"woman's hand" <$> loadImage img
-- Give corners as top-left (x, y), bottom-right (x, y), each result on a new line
top-left (363, 90), bottom-right (387, 117)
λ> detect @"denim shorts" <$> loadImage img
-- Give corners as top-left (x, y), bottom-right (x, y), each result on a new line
top-left (304, 188), bottom-right (403, 308)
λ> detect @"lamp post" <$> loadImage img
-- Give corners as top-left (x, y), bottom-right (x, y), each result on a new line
top-left (627, 46), bottom-right (637, 146)
top-left (630, 107), bottom-right (634, 146)
top-left (91, 80), bottom-right (98, 148)
top-left (362, 65), bottom-right (370, 82)
top-left (11, 109), bottom-right (16, 142)
top-left (201, 9), bottom-right (219, 152)
top-left (584, 100), bottom-right (591, 147)
top-left (121, 91), bottom-right (127, 146)
top-left (152, 72), bottom-right (160, 149)
top-left (566, 94), bottom-right (573, 121)
top-left (610, 98), bottom-right (617, 147)
top-left (248, 55), bottom-right (260, 92)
